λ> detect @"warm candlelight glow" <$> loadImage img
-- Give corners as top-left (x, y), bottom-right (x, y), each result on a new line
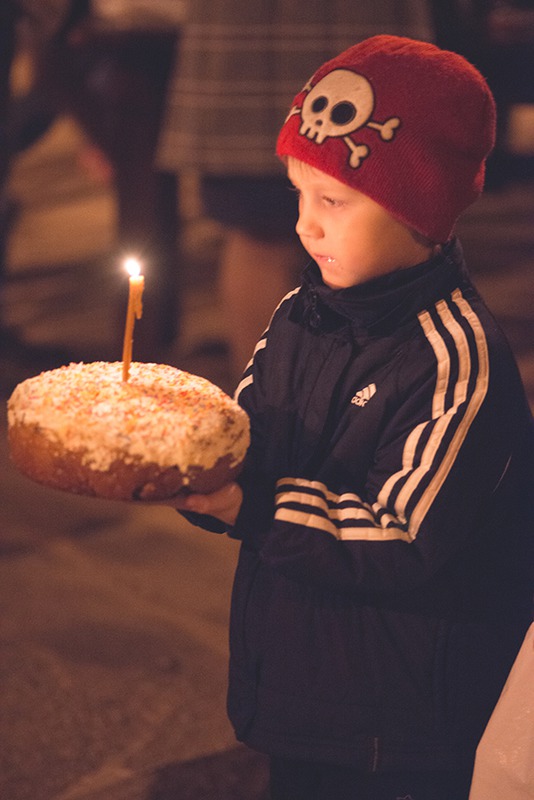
top-left (124, 256), bottom-right (141, 278)
top-left (121, 257), bottom-right (145, 382)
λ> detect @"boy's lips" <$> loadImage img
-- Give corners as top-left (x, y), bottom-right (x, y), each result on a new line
top-left (314, 254), bottom-right (336, 264)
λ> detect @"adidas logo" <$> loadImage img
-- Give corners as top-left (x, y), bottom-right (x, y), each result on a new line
top-left (351, 383), bottom-right (376, 407)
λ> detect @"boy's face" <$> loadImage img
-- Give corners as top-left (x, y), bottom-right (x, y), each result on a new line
top-left (287, 158), bottom-right (433, 289)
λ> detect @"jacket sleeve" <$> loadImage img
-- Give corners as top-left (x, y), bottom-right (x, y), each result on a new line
top-left (230, 326), bottom-right (278, 545)
top-left (254, 292), bottom-right (533, 596)
top-left (175, 307), bottom-right (285, 539)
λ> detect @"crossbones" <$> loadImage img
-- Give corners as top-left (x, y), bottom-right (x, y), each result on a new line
top-left (286, 69), bottom-right (400, 168)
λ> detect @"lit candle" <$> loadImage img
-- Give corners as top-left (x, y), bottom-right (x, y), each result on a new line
top-left (121, 257), bottom-right (145, 382)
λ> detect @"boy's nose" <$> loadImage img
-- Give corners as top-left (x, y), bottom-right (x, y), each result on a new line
top-left (296, 206), bottom-right (321, 239)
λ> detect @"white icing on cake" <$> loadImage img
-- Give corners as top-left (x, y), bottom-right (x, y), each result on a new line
top-left (7, 362), bottom-right (250, 479)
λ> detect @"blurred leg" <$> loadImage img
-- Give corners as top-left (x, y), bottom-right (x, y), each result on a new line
top-left (219, 229), bottom-right (303, 379)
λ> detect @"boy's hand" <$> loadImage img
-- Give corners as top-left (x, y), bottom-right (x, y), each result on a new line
top-left (161, 482), bottom-right (243, 527)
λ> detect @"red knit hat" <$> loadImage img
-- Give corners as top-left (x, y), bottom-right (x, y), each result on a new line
top-left (276, 35), bottom-right (496, 243)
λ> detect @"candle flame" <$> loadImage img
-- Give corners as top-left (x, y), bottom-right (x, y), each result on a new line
top-left (124, 257), bottom-right (141, 278)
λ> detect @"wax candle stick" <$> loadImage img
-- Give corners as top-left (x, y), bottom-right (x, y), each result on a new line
top-left (121, 258), bottom-right (144, 382)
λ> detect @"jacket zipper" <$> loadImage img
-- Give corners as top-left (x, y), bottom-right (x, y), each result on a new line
top-left (306, 289), bottom-right (321, 329)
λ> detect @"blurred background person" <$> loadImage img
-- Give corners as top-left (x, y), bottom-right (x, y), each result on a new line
top-left (0, 0), bottom-right (77, 373)
top-left (40, 0), bottom-right (182, 356)
top-left (0, 0), bottom-right (182, 383)
top-left (429, 0), bottom-right (534, 189)
top-left (157, 0), bottom-right (436, 383)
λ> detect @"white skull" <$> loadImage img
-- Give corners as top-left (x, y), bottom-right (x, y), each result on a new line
top-left (299, 70), bottom-right (375, 144)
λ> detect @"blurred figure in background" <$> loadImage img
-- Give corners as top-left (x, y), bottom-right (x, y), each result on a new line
top-left (473, 1), bottom-right (534, 188)
top-left (40, 1), bottom-right (180, 356)
top-left (158, 1), bottom-right (436, 383)
top-left (0, 0), bottom-right (80, 379)
top-left (429, 0), bottom-right (534, 188)
top-left (0, 0), bottom-right (181, 379)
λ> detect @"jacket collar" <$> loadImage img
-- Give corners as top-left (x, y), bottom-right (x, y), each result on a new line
top-left (293, 237), bottom-right (469, 337)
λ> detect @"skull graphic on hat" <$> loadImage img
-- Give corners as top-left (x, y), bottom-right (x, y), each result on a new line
top-left (286, 69), bottom-right (401, 169)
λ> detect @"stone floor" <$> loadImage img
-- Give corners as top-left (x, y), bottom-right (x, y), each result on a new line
top-left (0, 114), bottom-right (533, 799)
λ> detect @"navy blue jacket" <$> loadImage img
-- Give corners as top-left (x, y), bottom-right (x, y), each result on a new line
top-left (197, 239), bottom-right (534, 771)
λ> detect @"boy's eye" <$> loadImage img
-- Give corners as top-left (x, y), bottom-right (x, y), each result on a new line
top-left (323, 195), bottom-right (342, 207)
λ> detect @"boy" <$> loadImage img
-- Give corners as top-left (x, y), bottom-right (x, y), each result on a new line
top-left (172, 36), bottom-right (534, 799)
